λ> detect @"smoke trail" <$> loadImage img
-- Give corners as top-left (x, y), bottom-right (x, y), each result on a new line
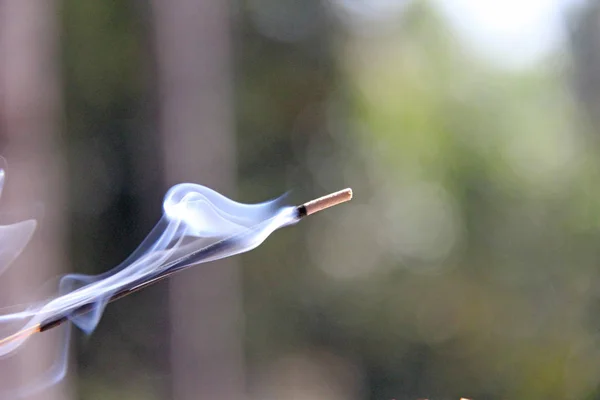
top-left (0, 167), bottom-right (38, 279)
top-left (0, 177), bottom-right (299, 396)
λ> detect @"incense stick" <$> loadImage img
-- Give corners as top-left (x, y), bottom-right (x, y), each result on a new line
top-left (296, 188), bottom-right (352, 217)
top-left (0, 324), bottom-right (41, 347)
top-left (0, 188), bottom-right (353, 343)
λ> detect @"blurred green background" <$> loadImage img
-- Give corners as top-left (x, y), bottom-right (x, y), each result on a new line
top-left (4, 0), bottom-right (600, 399)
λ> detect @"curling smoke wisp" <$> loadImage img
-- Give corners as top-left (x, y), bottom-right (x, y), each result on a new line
top-left (0, 183), bottom-right (299, 354)
top-left (0, 178), bottom-right (303, 396)
top-left (0, 163), bottom-right (352, 396)
top-left (0, 167), bottom-right (37, 280)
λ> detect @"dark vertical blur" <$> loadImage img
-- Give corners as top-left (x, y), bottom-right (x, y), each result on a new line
top-left (571, 1), bottom-right (600, 132)
top-left (61, 1), bottom-right (168, 398)
top-left (0, 1), bottom-right (69, 399)
top-left (151, 0), bottom-right (245, 399)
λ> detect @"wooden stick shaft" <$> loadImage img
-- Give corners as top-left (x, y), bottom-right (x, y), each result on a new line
top-left (302, 188), bottom-right (352, 216)
top-left (0, 324), bottom-right (40, 347)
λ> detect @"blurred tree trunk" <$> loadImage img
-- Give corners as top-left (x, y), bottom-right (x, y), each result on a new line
top-left (570, 1), bottom-right (600, 126)
top-left (151, 1), bottom-right (245, 400)
top-left (0, 1), bottom-right (70, 400)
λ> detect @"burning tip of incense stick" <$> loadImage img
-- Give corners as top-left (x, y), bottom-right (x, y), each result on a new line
top-left (302, 188), bottom-right (353, 216)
